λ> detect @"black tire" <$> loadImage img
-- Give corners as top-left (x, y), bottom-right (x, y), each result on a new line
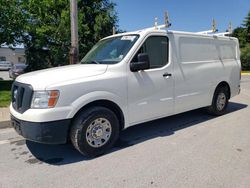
top-left (207, 86), bottom-right (229, 116)
top-left (70, 106), bottom-right (120, 157)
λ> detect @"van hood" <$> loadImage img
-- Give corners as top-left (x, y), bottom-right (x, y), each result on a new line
top-left (16, 64), bottom-right (108, 90)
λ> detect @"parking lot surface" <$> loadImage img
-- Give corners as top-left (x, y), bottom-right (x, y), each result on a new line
top-left (0, 70), bottom-right (11, 80)
top-left (0, 76), bottom-right (250, 188)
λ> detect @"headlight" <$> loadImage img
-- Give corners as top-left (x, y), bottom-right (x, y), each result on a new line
top-left (31, 90), bottom-right (60, 109)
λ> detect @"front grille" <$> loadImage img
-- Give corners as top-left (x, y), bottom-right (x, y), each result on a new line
top-left (11, 82), bottom-right (33, 113)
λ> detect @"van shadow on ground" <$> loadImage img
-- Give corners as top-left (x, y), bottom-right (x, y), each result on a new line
top-left (26, 102), bottom-right (247, 165)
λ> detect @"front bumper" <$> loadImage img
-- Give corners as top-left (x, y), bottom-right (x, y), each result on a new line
top-left (10, 104), bottom-right (73, 122)
top-left (11, 115), bottom-right (71, 144)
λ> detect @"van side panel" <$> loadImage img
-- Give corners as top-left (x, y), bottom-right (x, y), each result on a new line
top-left (174, 35), bottom-right (218, 113)
top-left (173, 34), bottom-right (240, 114)
top-left (217, 38), bottom-right (241, 98)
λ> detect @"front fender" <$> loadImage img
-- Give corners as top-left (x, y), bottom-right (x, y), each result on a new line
top-left (67, 91), bottom-right (128, 124)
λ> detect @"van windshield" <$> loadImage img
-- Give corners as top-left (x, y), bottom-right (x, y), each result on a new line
top-left (81, 35), bottom-right (139, 65)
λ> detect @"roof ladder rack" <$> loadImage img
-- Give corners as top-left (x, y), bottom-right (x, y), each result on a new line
top-left (214, 22), bottom-right (233, 36)
top-left (196, 19), bottom-right (218, 34)
top-left (196, 20), bottom-right (233, 37)
top-left (138, 13), bottom-right (233, 38)
top-left (145, 11), bottom-right (172, 31)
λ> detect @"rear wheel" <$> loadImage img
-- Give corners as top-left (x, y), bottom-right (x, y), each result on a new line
top-left (70, 106), bottom-right (120, 157)
top-left (207, 86), bottom-right (229, 115)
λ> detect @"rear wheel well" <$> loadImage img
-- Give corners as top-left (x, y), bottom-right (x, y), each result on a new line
top-left (216, 81), bottom-right (231, 99)
top-left (73, 100), bottom-right (125, 131)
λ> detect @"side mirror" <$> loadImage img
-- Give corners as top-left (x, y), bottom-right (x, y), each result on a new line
top-left (130, 53), bottom-right (150, 72)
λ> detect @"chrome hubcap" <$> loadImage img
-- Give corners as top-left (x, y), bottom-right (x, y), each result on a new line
top-left (216, 92), bottom-right (226, 111)
top-left (86, 118), bottom-right (112, 148)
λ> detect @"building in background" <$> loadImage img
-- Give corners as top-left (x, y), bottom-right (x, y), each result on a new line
top-left (0, 44), bottom-right (26, 64)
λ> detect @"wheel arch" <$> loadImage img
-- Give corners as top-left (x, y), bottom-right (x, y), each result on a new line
top-left (72, 99), bottom-right (125, 131)
top-left (215, 81), bottom-right (231, 99)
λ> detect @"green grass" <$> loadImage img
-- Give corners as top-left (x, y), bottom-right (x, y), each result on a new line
top-left (0, 91), bottom-right (11, 107)
top-left (0, 81), bottom-right (13, 107)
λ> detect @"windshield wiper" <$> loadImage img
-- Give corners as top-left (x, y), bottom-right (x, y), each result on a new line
top-left (91, 60), bottom-right (100, 64)
top-left (81, 60), bottom-right (101, 64)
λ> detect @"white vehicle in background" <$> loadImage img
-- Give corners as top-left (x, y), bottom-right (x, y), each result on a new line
top-left (0, 61), bottom-right (12, 71)
top-left (10, 18), bottom-right (241, 157)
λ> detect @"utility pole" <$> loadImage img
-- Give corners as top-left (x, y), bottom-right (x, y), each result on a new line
top-left (69, 0), bottom-right (79, 64)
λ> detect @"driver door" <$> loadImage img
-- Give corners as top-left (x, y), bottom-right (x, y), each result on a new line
top-left (128, 35), bottom-right (174, 125)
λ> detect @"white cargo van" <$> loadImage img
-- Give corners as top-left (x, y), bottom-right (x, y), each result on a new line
top-left (10, 26), bottom-right (241, 157)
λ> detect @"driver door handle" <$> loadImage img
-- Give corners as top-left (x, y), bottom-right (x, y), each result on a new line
top-left (163, 72), bottom-right (172, 77)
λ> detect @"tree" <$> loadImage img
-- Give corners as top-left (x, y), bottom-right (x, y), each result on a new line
top-left (232, 27), bottom-right (247, 47)
top-left (240, 44), bottom-right (250, 70)
top-left (0, 0), bottom-right (26, 46)
top-left (233, 10), bottom-right (250, 70)
top-left (242, 10), bottom-right (250, 43)
top-left (0, 0), bottom-right (118, 71)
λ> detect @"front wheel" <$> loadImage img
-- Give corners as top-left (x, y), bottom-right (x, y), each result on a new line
top-left (207, 86), bottom-right (229, 116)
top-left (70, 106), bottom-right (120, 157)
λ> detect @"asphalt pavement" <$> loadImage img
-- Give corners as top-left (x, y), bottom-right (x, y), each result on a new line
top-left (0, 76), bottom-right (250, 188)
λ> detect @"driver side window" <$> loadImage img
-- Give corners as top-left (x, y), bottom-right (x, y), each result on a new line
top-left (132, 36), bottom-right (169, 69)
